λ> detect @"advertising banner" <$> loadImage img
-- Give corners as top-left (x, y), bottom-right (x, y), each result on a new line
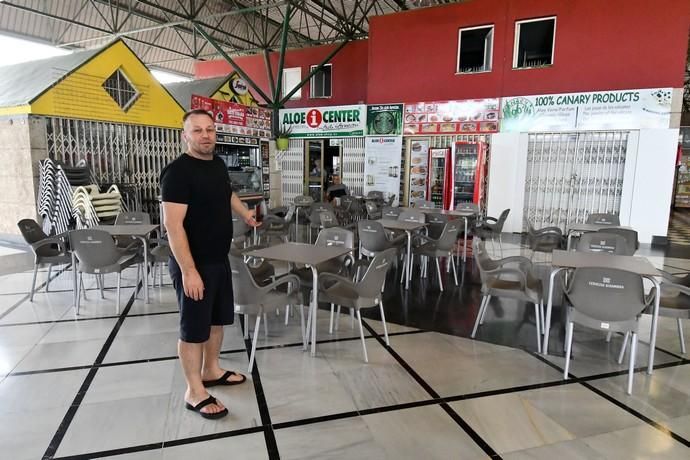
top-left (279, 104), bottom-right (367, 138)
top-left (501, 88), bottom-right (673, 132)
top-left (403, 99), bottom-right (500, 135)
top-left (364, 136), bottom-right (403, 206)
top-left (367, 104), bottom-right (404, 135)
top-left (191, 94), bottom-right (272, 138)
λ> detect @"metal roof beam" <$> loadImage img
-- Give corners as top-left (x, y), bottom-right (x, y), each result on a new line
top-left (310, 0), bottom-right (366, 35)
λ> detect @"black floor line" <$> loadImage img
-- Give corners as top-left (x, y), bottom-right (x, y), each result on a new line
top-left (42, 283), bottom-right (140, 460)
top-left (0, 265), bottom-right (71, 321)
top-left (530, 352), bottom-right (690, 447)
top-left (240, 317), bottom-right (280, 460)
top-left (361, 320), bottom-right (502, 459)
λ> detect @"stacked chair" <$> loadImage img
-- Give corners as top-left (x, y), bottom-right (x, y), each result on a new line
top-left (37, 159), bottom-right (78, 236)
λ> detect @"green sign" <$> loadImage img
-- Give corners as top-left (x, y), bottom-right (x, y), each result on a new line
top-left (367, 104), bottom-right (403, 136)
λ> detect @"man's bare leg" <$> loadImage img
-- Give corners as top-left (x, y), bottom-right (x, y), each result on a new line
top-left (201, 325), bottom-right (245, 383)
top-left (178, 339), bottom-right (225, 415)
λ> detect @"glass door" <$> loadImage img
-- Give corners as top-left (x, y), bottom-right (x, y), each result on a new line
top-left (305, 140), bottom-right (325, 202)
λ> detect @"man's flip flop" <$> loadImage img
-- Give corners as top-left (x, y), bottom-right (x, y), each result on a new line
top-left (185, 395), bottom-right (228, 420)
top-left (203, 370), bottom-right (247, 388)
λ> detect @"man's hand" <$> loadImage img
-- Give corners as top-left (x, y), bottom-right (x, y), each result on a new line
top-left (182, 268), bottom-right (205, 301)
top-left (244, 208), bottom-right (261, 228)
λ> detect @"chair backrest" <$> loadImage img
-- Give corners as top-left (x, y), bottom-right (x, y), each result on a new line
top-left (577, 231), bottom-right (631, 255)
top-left (356, 248), bottom-right (396, 298)
top-left (294, 195), bottom-right (314, 206)
top-left (366, 190), bottom-right (384, 200)
top-left (228, 249), bottom-right (260, 305)
top-left (339, 195), bottom-right (355, 211)
top-left (586, 213), bottom-right (620, 226)
top-left (69, 229), bottom-right (121, 270)
top-left (426, 213), bottom-right (449, 239)
top-left (115, 212), bottom-right (151, 225)
top-left (319, 209), bottom-right (339, 228)
top-left (382, 206), bottom-right (402, 219)
top-left (566, 267), bottom-right (647, 322)
top-left (316, 227), bottom-right (354, 250)
top-left (413, 200), bottom-right (435, 209)
top-left (472, 238), bottom-right (503, 283)
top-left (365, 201), bottom-right (381, 219)
top-left (385, 194), bottom-right (396, 206)
top-left (358, 220), bottom-right (391, 252)
top-left (495, 209), bottom-right (510, 230)
top-left (17, 219), bottom-right (48, 245)
top-left (398, 210), bottom-right (425, 223)
top-left (603, 227), bottom-right (638, 253)
top-left (435, 221), bottom-right (460, 250)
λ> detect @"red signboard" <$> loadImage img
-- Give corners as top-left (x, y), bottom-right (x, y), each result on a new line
top-left (191, 94), bottom-right (272, 138)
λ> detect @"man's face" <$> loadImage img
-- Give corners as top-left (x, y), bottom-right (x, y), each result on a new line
top-left (183, 113), bottom-right (216, 157)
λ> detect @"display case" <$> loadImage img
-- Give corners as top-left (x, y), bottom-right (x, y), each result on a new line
top-left (675, 127), bottom-right (690, 208)
top-left (452, 141), bottom-right (486, 209)
top-left (214, 134), bottom-right (263, 195)
top-left (427, 148), bottom-right (451, 209)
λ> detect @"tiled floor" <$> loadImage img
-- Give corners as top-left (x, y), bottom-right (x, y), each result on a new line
top-left (0, 238), bottom-right (689, 459)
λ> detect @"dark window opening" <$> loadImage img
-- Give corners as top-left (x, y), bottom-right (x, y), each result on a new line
top-left (457, 26), bottom-right (493, 73)
top-left (515, 18), bottom-right (556, 68)
top-left (310, 64), bottom-right (332, 98)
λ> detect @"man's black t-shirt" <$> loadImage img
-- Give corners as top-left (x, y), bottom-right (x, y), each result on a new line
top-left (160, 153), bottom-right (233, 265)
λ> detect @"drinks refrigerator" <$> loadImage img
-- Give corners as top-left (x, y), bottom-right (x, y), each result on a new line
top-left (452, 141), bottom-right (486, 209)
top-left (427, 148), bottom-right (452, 209)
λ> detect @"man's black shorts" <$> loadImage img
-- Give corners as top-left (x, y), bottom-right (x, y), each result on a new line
top-left (169, 257), bottom-right (235, 343)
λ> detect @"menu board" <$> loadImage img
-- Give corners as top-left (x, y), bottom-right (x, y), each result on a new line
top-left (403, 99), bottom-right (500, 135)
top-left (191, 94), bottom-right (272, 138)
top-left (260, 140), bottom-right (270, 198)
top-left (364, 136), bottom-right (403, 206)
top-left (407, 139), bottom-right (429, 205)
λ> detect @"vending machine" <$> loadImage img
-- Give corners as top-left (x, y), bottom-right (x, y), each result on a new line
top-left (452, 141), bottom-right (487, 209)
top-left (427, 148), bottom-right (453, 209)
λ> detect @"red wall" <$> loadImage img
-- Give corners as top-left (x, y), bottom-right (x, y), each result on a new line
top-left (367, 0), bottom-right (690, 103)
top-left (195, 40), bottom-right (369, 108)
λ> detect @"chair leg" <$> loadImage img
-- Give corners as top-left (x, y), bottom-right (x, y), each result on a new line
top-left (479, 295), bottom-right (491, 325)
top-left (135, 264), bottom-right (141, 299)
top-left (80, 273), bottom-right (87, 299)
top-left (329, 303), bottom-right (335, 334)
top-left (605, 331), bottom-right (613, 343)
top-left (534, 303), bottom-right (542, 353)
top-left (400, 256), bottom-right (406, 284)
top-left (471, 295), bottom-right (489, 338)
top-left (151, 264), bottom-right (157, 288)
top-left (617, 331), bottom-right (630, 365)
top-left (356, 309), bottom-right (368, 363)
top-left (627, 332), bottom-right (638, 395)
top-left (435, 258), bottom-right (443, 291)
top-left (46, 264), bottom-right (52, 292)
top-left (75, 271), bottom-right (82, 315)
top-left (30, 263), bottom-right (39, 302)
top-left (244, 314), bottom-right (250, 340)
top-left (379, 300), bottom-right (390, 346)
top-left (263, 313), bottom-right (268, 338)
top-left (350, 307), bottom-right (355, 329)
top-left (335, 305), bottom-right (342, 331)
top-left (116, 272), bottom-right (121, 315)
top-left (99, 274), bottom-right (105, 300)
top-left (284, 304), bottom-right (290, 326)
top-left (299, 305), bottom-right (307, 350)
top-left (677, 318), bottom-right (686, 354)
top-left (563, 321), bottom-right (574, 379)
top-left (248, 314), bottom-right (262, 373)
top-left (451, 255), bottom-right (459, 286)
top-left (539, 300), bottom-right (545, 335)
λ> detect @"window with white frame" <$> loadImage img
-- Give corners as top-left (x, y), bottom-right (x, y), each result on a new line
top-left (282, 67), bottom-right (302, 99)
top-left (102, 68), bottom-right (139, 111)
top-left (456, 25), bottom-right (494, 73)
top-left (310, 64), bottom-right (332, 98)
top-left (514, 17), bottom-right (556, 69)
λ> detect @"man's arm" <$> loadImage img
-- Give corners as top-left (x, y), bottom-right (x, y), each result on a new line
top-left (162, 201), bottom-right (205, 300)
top-left (230, 193), bottom-right (260, 227)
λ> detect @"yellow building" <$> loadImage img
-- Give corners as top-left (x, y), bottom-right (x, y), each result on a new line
top-left (0, 39), bottom-right (185, 234)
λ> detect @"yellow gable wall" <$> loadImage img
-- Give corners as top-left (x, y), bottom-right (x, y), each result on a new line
top-left (211, 73), bottom-right (259, 107)
top-left (31, 41), bottom-right (184, 129)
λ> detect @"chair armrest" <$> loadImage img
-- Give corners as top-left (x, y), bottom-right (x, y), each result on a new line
top-left (318, 272), bottom-right (355, 288)
top-left (533, 226), bottom-right (562, 235)
top-left (489, 267), bottom-right (527, 289)
top-left (495, 255), bottom-right (533, 268)
top-left (31, 237), bottom-right (67, 253)
top-left (260, 273), bottom-right (301, 293)
top-left (658, 269), bottom-right (686, 285)
top-left (660, 281), bottom-right (690, 297)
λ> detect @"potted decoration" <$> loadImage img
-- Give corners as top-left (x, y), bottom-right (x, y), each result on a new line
top-left (275, 125), bottom-right (292, 151)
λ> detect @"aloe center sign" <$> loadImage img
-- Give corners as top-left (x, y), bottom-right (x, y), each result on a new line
top-left (279, 105), bottom-right (367, 137)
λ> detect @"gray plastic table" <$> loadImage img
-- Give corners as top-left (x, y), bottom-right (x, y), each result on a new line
top-left (378, 219), bottom-right (427, 290)
top-left (543, 249), bottom-right (661, 374)
top-left (93, 224), bottom-right (159, 304)
top-left (246, 242), bottom-right (352, 356)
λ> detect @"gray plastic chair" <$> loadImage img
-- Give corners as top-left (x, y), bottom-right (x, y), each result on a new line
top-left (603, 227), bottom-right (639, 253)
top-left (412, 200), bottom-right (435, 209)
top-left (471, 238), bottom-right (544, 352)
top-left (475, 209), bottom-right (510, 254)
top-left (563, 267), bottom-right (654, 394)
top-left (229, 250), bottom-right (301, 371)
top-left (640, 272), bottom-right (690, 355)
top-left (114, 212), bottom-right (152, 249)
top-left (69, 229), bottom-right (142, 314)
top-left (525, 219), bottom-right (563, 257)
top-left (358, 220), bottom-right (406, 258)
top-left (382, 206), bottom-right (402, 220)
top-left (412, 221), bottom-right (460, 291)
top-left (576, 231), bottom-right (632, 255)
top-left (17, 219), bottom-right (72, 301)
top-left (307, 202), bottom-right (334, 242)
top-left (259, 204), bottom-right (295, 244)
top-left (426, 213), bottom-right (449, 240)
top-left (586, 213), bottom-right (620, 226)
top-left (318, 248), bottom-right (397, 362)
